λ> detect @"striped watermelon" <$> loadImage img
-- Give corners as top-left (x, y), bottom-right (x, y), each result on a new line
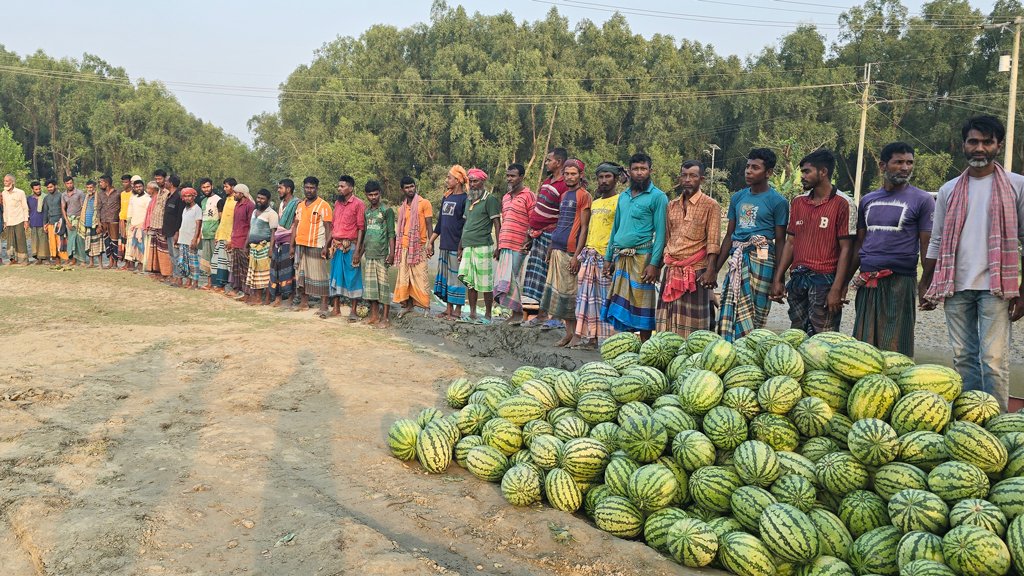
top-left (1002, 432), bottom-right (1024, 454)
top-left (809, 508), bottom-right (854, 561)
top-left (584, 483), bottom-right (612, 517)
top-left (717, 447), bottom-right (737, 471)
top-left (589, 421), bottom-right (621, 452)
top-left (988, 477), bottom-right (1024, 521)
top-left (902, 560), bottom-right (957, 576)
top-left (848, 525), bottom-right (902, 576)
top-left (888, 489), bottom-right (950, 534)
top-left (736, 346), bottom-right (761, 368)
top-left (608, 352), bottom-right (640, 375)
top-left (656, 456), bottom-right (691, 506)
top-left (812, 331), bottom-right (855, 344)
top-left (544, 468), bottom-right (582, 512)
top-left (944, 421), bottom-right (1008, 474)
top-left (666, 517), bottom-right (719, 567)
top-left (547, 407), bottom-right (576, 425)
top-left (707, 516), bottom-right (745, 538)
top-left (1006, 515), bottom-right (1024, 575)
top-left (388, 419), bottom-right (421, 461)
top-left (416, 407), bottom-right (444, 428)
top-left (552, 371), bottom-right (580, 408)
top-left (764, 344), bottom-right (806, 380)
top-left (952, 391), bottom-right (1001, 427)
top-left (478, 376), bottom-right (510, 391)
top-left (734, 440), bottom-right (781, 487)
top-left (483, 384), bottom-right (514, 412)
top-left (848, 418), bottom-right (899, 466)
top-left (654, 405), bottom-right (698, 438)
top-left (724, 364), bottom-right (767, 390)
top-left (653, 393), bottom-right (684, 410)
top-left (890, 391), bottom-right (951, 435)
top-left (482, 417), bottom-right (523, 455)
top-left (802, 437), bottom-right (840, 463)
top-left (756, 335), bottom-right (791, 363)
top-left (898, 531), bottom-right (946, 568)
top-left (466, 444), bottom-right (510, 481)
top-left (685, 329), bottom-right (722, 355)
top-left (839, 490), bottom-right (891, 539)
top-left (575, 391), bottom-right (619, 425)
top-left (717, 531), bottom-right (778, 576)
top-left (609, 373), bottom-right (648, 404)
top-left (771, 473), bottom-right (817, 514)
top-left (750, 413), bottom-right (800, 452)
top-left (509, 448), bottom-right (532, 466)
top-left (644, 506), bottom-right (689, 552)
top-left (626, 463), bottom-right (678, 512)
top-left (630, 365), bottom-right (671, 400)
top-left (817, 451), bottom-right (870, 496)
top-left (687, 503), bottom-right (723, 523)
top-left (732, 485), bottom-right (778, 532)
top-left (617, 416), bottom-right (668, 463)
top-left (942, 524), bottom-right (1011, 576)
top-left (799, 339), bottom-right (834, 372)
top-left (747, 328), bottom-right (778, 348)
top-left (781, 328), bottom-right (808, 347)
top-left (723, 387), bottom-right (763, 421)
top-left (759, 502), bottom-right (824, 565)
top-left (618, 400), bottom-right (654, 423)
top-left (415, 426), bottom-right (452, 473)
top-left (987, 413), bottom-right (1024, 437)
top-left (678, 370), bottom-right (725, 416)
top-left (702, 339), bottom-right (739, 376)
top-left (666, 354), bottom-right (693, 382)
top-left (576, 373), bottom-right (612, 395)
top-left (928, 461), bottom-right (990, 502)
top-left (759, 375), bottom-right (803, 414)
top-left (798, 555), bottom-right (856, 576)
top-left (425, 416), bottom-right (460, 445)
top-left (639, 336), bottom-right (674, 371)
top-left (830, 413), bottom-right (853, 448)
top-left (703, 405), bottom-right (749, 450)
top-left (689, 465), bottom-right (742, 513)
top-left (552, 415), bottom-right (589, 442)
top-left (901, 431), bottom-right (951, 471)
top-left (873, 462), bottom-right (929, 501)
top-left (578, 360), bottom-right (620, 378)
top-left (672, 430), bottom-right (717, 472)
top-left (897, 365), bottom-right (963, 403)
top-left (949, 499), bottom-right (1008, 538)
top-left (522, 419), bottom-right (554, 447)
top-left (501, 464), bottom-right (542, 506)
top-left (847, 373), bottom-right (901, 421)
top-left (601, 332), bottom-right (641, 361)
top-left (883, 351), bottom-right (916, 379)
top-left (790, 396), bottom-right (834, 438)
top-left (446, 378), bottom-right (474, 408)
top-left (802, 370), bottom-right (853, 414)
top-left (454, 435), bottom-right (483, 468)
top-left (509, 367), bottom-right (539, 388)
top-left (520, 379), bottom-right (559, 411)
top-left (467, 390), bottom-right (488, 406)
top-left (495, 395), bottom-right (546, 426)
top-left (593, 494), bottom-right (644, 538)
top-left (561, 437), bottom-right (610, 480)
top-left (604, 456), bottom-right (639, 497)
top-left (1004, 446), bottom-right (1024, 478)
top-left (828, 340), bottom-right (885, 381)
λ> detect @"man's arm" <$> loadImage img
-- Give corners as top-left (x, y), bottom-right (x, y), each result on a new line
top-left (191, 219), bottom-right (202, 249)
top-left (699, 202), bottom-right (722, 288)
top-left (772, 224), bottom-right (787, 256)
top-left (491, 215), bottom-right (502, 260)
top-left (569, 208), bottom-right (590, 274)
top-left (715, 220), bottom-right (737, 275)
top-left (828, 237), bottom-right (854, 312)
top-left (849, 228), bottom-right (866, 284)
top-left (770, 234), bottom-right (795, 302)
top-left (353, 227), bottom-right (365, 265)
top-left (289, 211), bottom-right (299, 258)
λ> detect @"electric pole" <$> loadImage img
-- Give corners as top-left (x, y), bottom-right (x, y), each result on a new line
top-left (1006, 17), bottom-right (1022, 171)
top-left (853, 63), bottom-right (873, 204)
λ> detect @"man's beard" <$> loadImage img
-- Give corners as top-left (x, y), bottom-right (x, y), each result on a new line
top-left (467, 187), bottom-right (484, 202)
top-left (133, 190), bottom-right (144, 196)
top-left (966, 149), bottom-right (997, 168)
top-left (597, 183), bottom-right (615, 195)
top-left (630, 176), bottom-right (650, 192)
top-left (885, 171), bottom-right (911, 186)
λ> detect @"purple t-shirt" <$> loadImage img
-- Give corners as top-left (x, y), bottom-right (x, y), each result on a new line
top-left (857, 185), bottom-right (935, 276)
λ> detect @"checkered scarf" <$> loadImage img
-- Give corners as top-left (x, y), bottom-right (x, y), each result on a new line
top-left (926, 163), bottom-right (1020, 302)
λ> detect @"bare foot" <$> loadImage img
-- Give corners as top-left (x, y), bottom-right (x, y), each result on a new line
top-left (330, 309), bottom-right (342, 316)
top-left (271, 297), bottom-right (282, 307)
top-left (554, 335), bottom-right (573, 348)
top-left (397, 306), bottom-right (414, 319)
top-left (360, 316), bottom-right (377, 325)
top-left (374, 319), bottom-right (390, 329)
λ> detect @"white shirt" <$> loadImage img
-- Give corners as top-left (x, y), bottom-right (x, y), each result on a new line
top-left (177, 204), bottom-right (203, 246)
top-left (127, 194), bottom-right (151, 227)
top-left (2, 187), bottom-right (29, 226)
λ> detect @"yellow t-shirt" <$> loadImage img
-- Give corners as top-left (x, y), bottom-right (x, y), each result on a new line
top-left (119, 191), bottom-right (132, 221)
top-left (586, 194), bottom-right (618, 252)
top-left (215, 197), bottom-right (236, 242)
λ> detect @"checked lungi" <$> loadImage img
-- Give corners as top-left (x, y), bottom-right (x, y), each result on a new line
top-left (329, 247), bottom-right (363, 298)
top-left (30, 227), bottom-right (49, 260)
top-left (178, 244), bottom-right (201, 283)
top-left (458, 245), bottom-right (495, 293)
top-left (199, 238), bottom-right (215, 277)
top-left (717, 236), bottom-right (774, 342)
top-left (540, 249), bottom-right (577, 320)
top-left (494, 248), bottom-right (526, 311)
top-left (295, 245), bottom-right (331, 298)
top-left (103, 223), bottom-right (119, 262)
top-left (230, 245), bottom-right (250, 292)
top-left (575, 247), bottom-right (614, 340)
top-left (211, 240), bottom-right (230, 288)
top-left (852, 271), bottom-right (917, 357)
top-left (362, 257), bottom-right (390, 303)
top-left (394, 260), bottom-right (431, 309)
top-left (601, 250), bottom-right (658, 332)
top-left (656, 267), bottom-right (712, 338)
top-left (787, 266), bottom-right (840, 337)
top-left (434, 250), bottom-right (466, 305)
top-left (522, 230), bottom-right (551, 302)
top-left (126, 225), bottom-right (145, 262)
top-left (246, 241), bottom-right (271, 290)
top-left (83, 226), bottom-right (104, 258)
top-left (268, 242), bottom-right (295, 298)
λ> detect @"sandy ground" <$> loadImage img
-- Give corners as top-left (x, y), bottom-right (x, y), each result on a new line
top-left (0, 266), bottom-right (702, 576)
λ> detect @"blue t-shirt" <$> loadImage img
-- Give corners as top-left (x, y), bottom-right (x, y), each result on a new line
top-left (857, 185), bottom-right (935, 276)
top-left (727, 187), bottom-right (789, 241)
top-left (85, 196), bottom-right (95, 228)
top-left (433, 193), bottom-right (467, 251)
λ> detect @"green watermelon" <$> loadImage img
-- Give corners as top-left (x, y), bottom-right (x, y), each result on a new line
top-left (630, 365), bottom-right (671, 400)
top-left (509, 367), bottom-right (539, 388)
top-left (757, 335), bottom-right (791, 363)
top-left (416, 407), bottom-right (444, 428)
top-left (702, 339), bottom-right (739, 376)
top-left (689, 465), bottom-right (742, 513)
top-left (584, 483), bottom-right (613, 517)
top-left (780, 328), bottom-right (808, 347)
top-left (666, 517), bottom-right (719, 567)
top-left (848, 525), bottom-right (902, 576)
top-left (883, 351), bottom-right (916, 379)
top-left (952, 391), bottom-right (1002, 427)
top-left (495, 394), bottom-right (546, 426)
top-left (898, 531), bottom-right (946, 568)
top-left (986, 413), bottom-right (1024, 437)
top-left (901, 560), bottom-right (957, 576)
top-left (717, 531), bottom-right (778, 576)
top-left (848, 418), bottom-right (899, 466)
top-left (654, 405), bottom-right (698, 438)
top-left (817, 451), bottom-right (870, 496)
top-left (446, 378), bottom-right (474, 408)
top-left (771, 473), bottom-right (817, 513)
top-left (545, 468), bottom-right (582, 512)
top-left (576, 372), bottom-right (612, 395)
top-left (703, 405), bottom-right (749, 450)
top-left (847, 374), bottom-right (901, 421)
top-left (731, 485), bottom-right (778, 532)
top-left (500, 464), bottom-right (542, 506)
top-left (466, 444), bottom-right (510, 481)
top-left (454, 435), bottom-right (483, 468)
top-left (790, 396), bottom-right (834, 438)
top-left (1006, 515), bottom-right (1024, 575)
top-left (673, 430), bottom-right (717, 472)
top-left (723, 386), bottom-right (762, 421)
top-left (551, 371), bottom-right (580, 408)
top-left (415, 425), bottom-right (453, 473)
top-left (944, 421), bottom-right (1008, 474)
top-left (656, 456), bottom-right (691, 506)
top-left (759, 502), bottom-right (823, 562)
top-left (828, 340), bottom-right (885, 381)
top-left (988, 477), bottom-right (1024, 521)
top-left (830, 413), bottom-right (853, 448)
top-left (685, 329), bottom-right (723, 356)
top-left (802, 370), bottom-right (853, 414)
top-left (589, 421), bottom-right (620, 452)
top-left (873, 462), bottom-right (929, 501)
top-left (561, 437), bottom-right (610, 480)
top-left (898, 365), bottom-right (963, 402)
top-left (626, 463), bottom-right (678, 513)
top-left (949, 499), bottom-right (1008, 538)
top-left (750, 413), bottom-right (800, 452)
top-left (455, 403), bottom-right (492, 435)
top-left (888, 488), bottom-right (950, 534)
top-left (521, 419), bottom-right (554, 447)
top-left (644, 506), bottom-right (689, 552)
top-left (604, 456), bottom-right (639, 497)
top-left (593, 494), bottom-right (644, 537)
top-left (618, 400), bottom-right (653, 423)
top-left (601, 332), bottom-right (641, 361)
top-left (764, 344), bottom-right (806, 380)
top-left (799, 339), bottom-right (833, 372)
top-left (482, 417), bottom-right (523, 455)
top-left (809, 508), bottom-right (854, 561)
top-left (678, 370), bottom-right (725, 416)
top-left (724, 364), bottom-right (767, 390)
top-left (890, 390), bottom-right (951, 435)
top-left (759, 375), bottom-right (803, 414)
top-left (802, 437), bottom-right (840, 463)
top-left (483, 383), bottom-right (514, 412)
top-left (575, 391), bottom-right (619, 426)
top-left (901, 431), bottom-right (951, 471)
top-left (552, 415), bottom-right (589, 442)
top-left (928, 461), bottom-right (990, 502)
top-left (578, 361), bottom-right (620, 378)
top-left (798, 556), bottom-right (856, 576)
top-left (942, 524), bottom-right (1011, 576)
top-left (839, 489), bottom-right (891, 539)
top-left (617, 416), bottom-right (668, 463)
top-left (778, 451), bottom-right (820, 487)
top-left (734, 440), bottom-right (780, 487)
top-left (387, 418), bottom-right (421, 461)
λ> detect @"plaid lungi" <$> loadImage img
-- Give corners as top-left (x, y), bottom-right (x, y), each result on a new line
top-left (522, 230), bottom-right (551, 302)
top-left (4, 225), bottom-right (28, 262)
top-left (575, 247), bottom-right (615, 340)
top-left (394, 259), bottom-right (431, 309)
top-left (656, 266), bottom-right (712, 337)
top-left (787, 267), bottom-right (840, 337)
top-left (199, 238), bottom-right (215, 277)
top-left (434, 250), bottom-right (466, 305)
top-left (601, 251), bottom-right (658, 332)
top-left (246, 241), bottom-right (271, 290)
top-left (103, 223), bottom-right (119, 261)
top-left (458, 245), bottom-right (495, 293)
top-left (211, 240), bottom-right (230, 287)
top-left (127, 225), bottom-right (145, 262)
top-left (30, 227), bottom-right (50, 259)
top-left (178, 244), bottom-right (201, 282)
top-left (295, 245), bottom-right (330, 298)
top-left (117, 221), bottom-right (127, 261)
top-left (717, 245), bottom-right (774, 341)
top-left (362, 257), bottom-right (390, 303)
top-left (540, 249), bottom-right (578, 320)
top-left (83, 226), bottom-right (103, 257)
top-left (329, 248), bottom-right (363, 298)
top-left (269, 242), bottom-right (295, 298)
top-left (852, 273), bottom-right (917, 357)
top-left (230, 245), bottom-right (250, 292)
top-left (495, 248), bottom-right (526, 311)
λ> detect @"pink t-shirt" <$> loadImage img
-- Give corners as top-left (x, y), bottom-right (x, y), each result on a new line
top-left (331, 195), bottom-right (366, 241)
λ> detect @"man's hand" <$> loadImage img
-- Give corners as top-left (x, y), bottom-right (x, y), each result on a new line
top-left (426, 244), bottom-right (434, 259)
top-left (603, 260), bottom-right (615, 279)
top-left (493, 247), bottom-right (501, 260)
top-left (568, 257), bottom-right (580, 275)
top-left (385, 253), bottom-right (394, 267)
top-left (918, 282), bottom-right (937, 311)
top-left (521, 238), bottom-right (532, 255)
top-left (698, 269), bottom-right (717, 289)
top-left (289, 246), bottom-right (295, 259)
top-left (24, 221), bottom-right (29, 230)
top-left (641, 265), bottom-right (659, 284)
top-left (191, 239), bottom-right (198, 250)
top-left (457, 248), bottom-right (463, 260)
top-left (352, 252), bottom-right (361, 267)
top-left (769, 280), bottom-right (787, 303)
top-left (825, 287), bottom-right (847, 314)
top-left (545, 246), bottom-right (552, 264)
top-left (1010, 296), bottom-right (1024, 322)
top-left (321, 246), bottom-right (330, 259)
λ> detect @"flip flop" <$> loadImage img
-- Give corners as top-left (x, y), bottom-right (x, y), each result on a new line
top-left (520, 318), bottom-right (542, 328)
top-left (540, 319), bottom-right (564, 331)
top-left (476, 318), bottom-right (492, 325)
top-left (455, 316), bottom-right (477, 324)
top-left (314, 310), bottom-right (328, 319)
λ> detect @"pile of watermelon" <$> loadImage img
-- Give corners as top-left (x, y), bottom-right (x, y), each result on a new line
top-left (387, 327), bottom-right (1024, 576)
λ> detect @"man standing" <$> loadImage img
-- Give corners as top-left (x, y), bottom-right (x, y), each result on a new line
top-left (61, 176), bottom-right (85, 266)
top-left (79, 180), bottom-right (103, 268)
top-left (2, 174), bottom-right (29, 265)
top-left (542, 159), bottom-right (591, 345)
top-left (393, 176), bottom-right (434, 318)
top-left (291, 177), bottom-right (333, 318)
top-left (850, 142), bottom-right (934, 356)
top-left (146, 175), bottom-right (173, 280)
top-left (921, 115), bottom-right (1024, 412)
top-left (95, 175), bottom-right (122, 269)
top-left (197, 178), bottom-right (220, 288)
top-left (771, 149), bottom-right (856, 336)
top-left (656, 160), bottom-right (722, 337)
top-left (329, 175), bottom-right (366, 320)
top-left (161, 175), bottom-right (187, 285)
top-left (226, 184), bottom-right (255, 299)
top-left (125, 177), bottom-right (150, 270)
top-left (269, 179), bottom-right (299, 306)
top-left (117, 175), bottom-right (133, 268)
top-left (715, 148), bottom-right (789, 341)
top-left (43, 179), bottom-right (66, 264)
top-left (27, 181), bottom-right (49, 264)
top-left (522, 148), bottom-right (569, 328)
top-left (601, 153), bottom-right (669, 340)
top-left (494, 163), bottom-right (535, 325)
top-left (211, 178), bottom-right (237, 292)
top-left (175, 188), bottom-right (203, 290)
top-left (360, 180), bottom-right (395, 328)
top-left (246, 189), bottom-right (279, 304)
top-left (430, 166), bottom-right (468, 320)
top-left (458, 168), bottom-right (502, 324)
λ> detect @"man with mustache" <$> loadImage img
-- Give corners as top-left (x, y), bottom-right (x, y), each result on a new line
top-left (521, 148), bottom-right (569, 329)
top-left (922, 115), bottom-right (1024, 412)
top-left (493, 163), bottom-right (535, 325)
top-left (850, 142), bottom-right (934, 356)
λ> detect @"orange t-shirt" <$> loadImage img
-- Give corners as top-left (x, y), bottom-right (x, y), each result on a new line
top-left (294, 197), bottom-right (333, 248)
top-left (400, 200), bottom-right (433, 249)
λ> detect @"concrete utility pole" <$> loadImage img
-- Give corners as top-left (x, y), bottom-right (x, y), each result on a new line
top-left (853, 63), bottom-right (873, 204)
top-left (1006, 18), bottom-right (1022, 171)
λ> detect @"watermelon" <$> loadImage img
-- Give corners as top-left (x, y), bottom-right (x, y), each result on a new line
top-left (724, 364), bottom-right (767, 390)
top-left (759, 502), bottom-right (823, 562)
top-left (601, 332), bottom-right (641, 361)
top-left (446, 377), bottom-right (474, 408)
top-left (1004, 446), bottom-right (1024, 478)
top-left (509, 367), bottom-right (539, 388)
top-left (928, 461), bottom-right (990, 502)
top-left (678, 370), bottom-right (725, 416)
top-left (757, 335), bottom-right (791, 363)
top-left (830, 413), bottom-right (853, 448)
top-left (685, 330), bottom-right (722, 355)
top-left (734, 440), bottom-right (780, 488)
top-left (828, 340), bottom-right (885, 381)
top-left (764, 344), bottom-right (806, 380)
top-left (839, 490), bottom-right (891, 539)
top-left (654, 405), bottom-right (698, 438)
top-left (759, 375), bottom-right (804, 414)
top-left (780, 328), bottom-right (808, 347)
top-left (627, 463), bottom-right (678, 513)
top-left (898, 365), bottom-right (963, 402)
top-left (552, 415), bottom-right (589, 442)
top-left (890, 391), bottom-right (951, 435)
top-left (652, 330), bottom-right (685, 353)
top-left (501, 464), bottom-right (542, 506)
top-left (561, 437), bottom-right (610, 480)
top-left (848, 525), bottom-right (902, 576)
top-left (425, 416), bottom-right (460, 446)
top-left (483, 384), bottom-right (514, 412)
top-left (736, 346), bottom-right (760, 368)
top-left (482, 417), bottom-right (523, 455)
top-left (750, 413), bottom-right (800, 452)
top-left (576, 373), bottom-right (612, 395)
top-left (454, 435), bottom-right (484, 468)
top-left (873, 462), bottom-right (929, 501)
top-left (617, 416), bottom-right (667, 464)
top-left (466, 444), bottom-right (510, 481)
top-left (901, 431), bottom-right (951, 471)
top-left (521, 419), bottom-right (554, 448)
top-left (455, 403), bottom-right (492, 435)
top-left (803, 437), bottom-right (840, 462)
top-left (607, 373), bottom-right (645, 404)
top-left (723, 387), bottom-right (762, 421)
top-left (552, 371), bottom-right (580, 408)
top-left (416, 407), bottom-right (444, 428)
top-left (687, 503), bottom-right (723, 523)
top-left (902, 560), bottom-right (957, 576)
top-left (988, 477), bottom-right (1024, 521)
top-left (666, 517), bottom-right (719, 567)
top-left (509, 448), bottom-right (532, 466)
top-left (547, 407), bottom-right (576, 426)
top-left (589, 421), bottom-right (621, 452)
top-left (944, 421), bottom-right (1008, 474)
top-left (495, 395), bottom-right (546, 426)
top-left (604, 456), bottom-right (639, 497)
top-left (718, 531), bottom-right (778, 576)
top-left (888, 489), bottom-right (950, 534)
top-left (898, 531), bottom-right (946, 567)
top-left (593, 494), bottom-right (644, 537)
top-left (746, 328), bottom-right (777, 348)
top-left (387, 418), bottom-right (421, 461)
top-left (578, 361), bottom-right (619, 377)
top-left (798, 556), bottom-right (856, 576)
top-left (949, 499), bottom-right (1008, 538)
top-left (848, 418), bottom-right (899, 466)
top-left (618, 400), bottom-right (653, 423)
top-left (1006, 515), bottom-right (1024, 575)
top-left (415, 425), bottom-right (452, 473)
top-left (732, 485), bottom-right (778, 532)
top-left (656, 456), bottom-right (691, 506)
top-left (689, 465), bottom-right (742, 513)
top-left (703, 405), bottom-right (749, 450)
top-left (883, 351), bottom-right (916, 379)
top-left (803, 370), bottom-right (853, 414)
top-left (653, 393), bottom-right (684, 410)
top-left (952, 391), bottom-right (1001, 427)
top-left (809, 508), bottom-right (854, 561)
top-left (630, 365), bottom-right (671, 400)
top-left (666, 355), bottom-right (692, 382)
top-left (702, 339), bottom-right (739, 376)
top-left (799, 339), bottom-right (834, 372)
top-left (644, 507), bottom-right (689, 552)
top-left (812, 331), bottom-right (855, 344)
top-left (575, 391), bottom-right (619, 425)
top-left (817, 451), bottom-right (870, 496)
top-left (987, 414), bottom-right (1024, 437)
top-left (584, 483), bottom-right (613, 517)
top-left (544, 468), bottom-right (582, 512)
top-left (673, 430), bottom-right (717, 472)
top-left (771, 473), bottom-right (817, 513)
top-left (777, 450), bottom-right (820, 487)
top-left (717, 447), bottom-right (737, 471)
top-left (847, 374), bottom-right (901, 421)
top-left (942, 524), bottom-right (1011, 576)
top-left (791, 396), bottom-right (834, 438)
top-left (1001, 432), bottom-right (1024, 454)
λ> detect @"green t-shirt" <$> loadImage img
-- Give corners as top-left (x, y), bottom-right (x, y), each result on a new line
top-left (363, 204), bottom-right (396, 260)
top-left (461, 193), bottom-right (501, 248)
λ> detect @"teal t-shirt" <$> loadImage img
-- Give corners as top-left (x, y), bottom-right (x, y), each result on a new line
top-left (727, 187), bottom-right (790, 241)
top-left (363, 205), bottom-right (395, 260)
top-left (461, 193), bottom-right (501, 248)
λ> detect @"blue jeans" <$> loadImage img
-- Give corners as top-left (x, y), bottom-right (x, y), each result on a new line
top-left (943, 290), bottom-right (1012, 411)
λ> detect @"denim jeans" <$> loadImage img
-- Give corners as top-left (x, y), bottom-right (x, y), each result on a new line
top-left (943, 290), bottom-right (1012, 411)
top-left (167, 241), bottom-right (182, 279)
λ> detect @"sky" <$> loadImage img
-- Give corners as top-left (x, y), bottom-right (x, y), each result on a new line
top-left (0, 0), bottom-right (1002, 143)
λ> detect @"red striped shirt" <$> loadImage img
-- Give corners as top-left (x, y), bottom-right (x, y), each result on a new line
top-left (498, 187), bottom-right (535, 251)
top-left (787, 189), bottom-right (857, 274)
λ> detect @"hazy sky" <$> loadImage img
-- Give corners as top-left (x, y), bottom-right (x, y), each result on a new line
top-left (0, 0), bottom-right (1001, 143)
